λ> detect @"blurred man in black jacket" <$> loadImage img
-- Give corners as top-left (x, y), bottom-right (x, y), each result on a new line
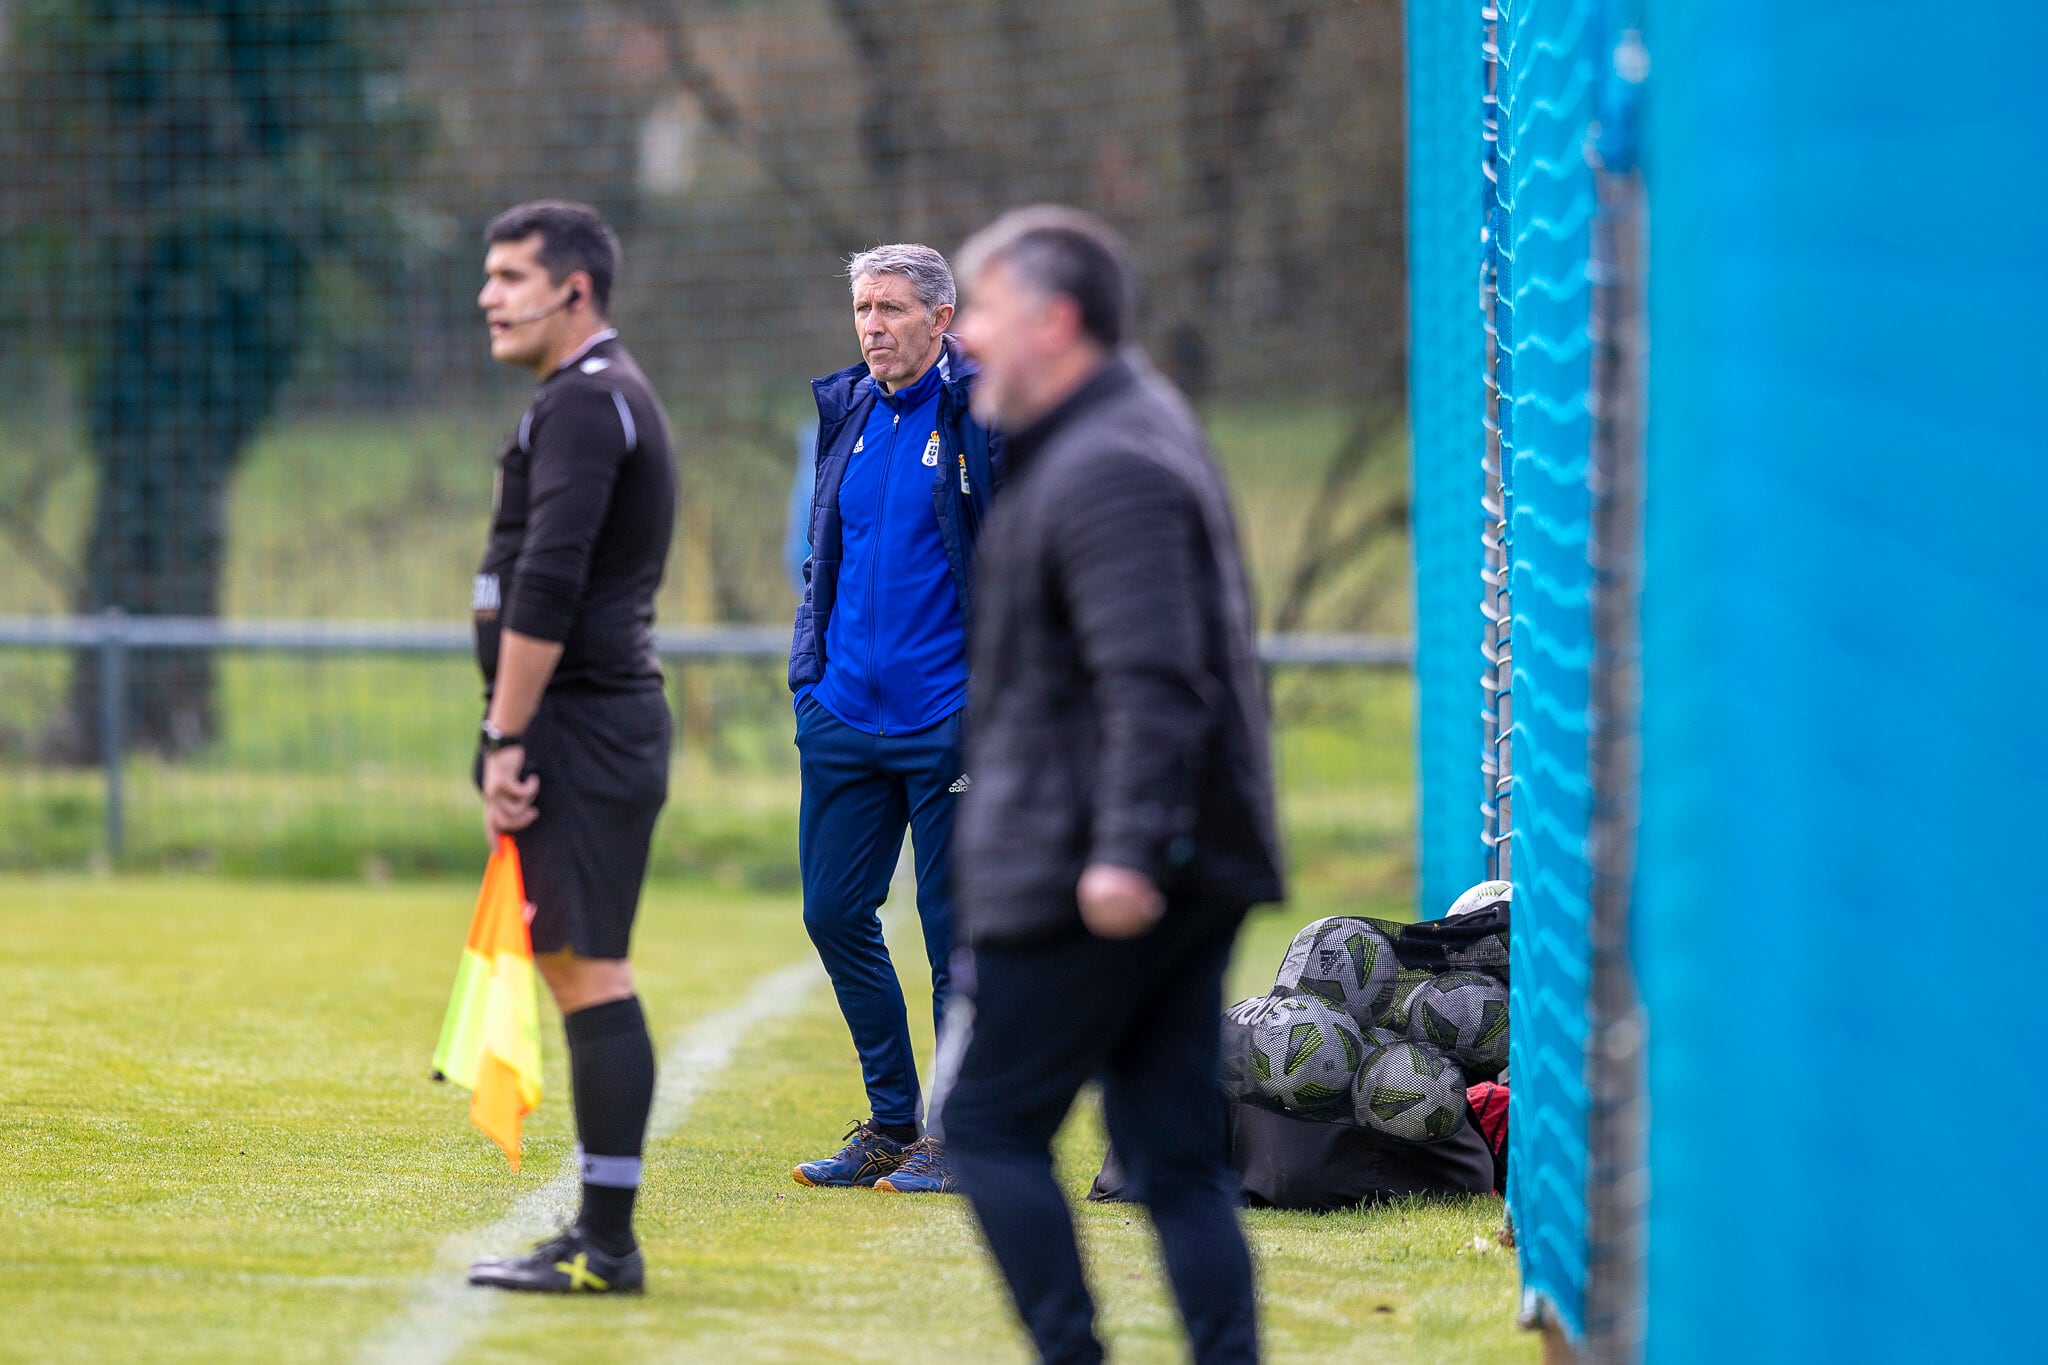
top-left (934, 206), bottom-right (1283, 1365)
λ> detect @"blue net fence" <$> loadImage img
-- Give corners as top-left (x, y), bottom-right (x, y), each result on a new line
top-left (1410, 0), bottom-right (1646, 1348)
top-left (1411, 0), bottom-right (2041, 1357)
top-left (1404, 0), bottom-right (1487, 921)
top-left (1409, 0), bottom-right (1606, 1341)
top-left (1493, 0), bottom-right (1600, 1340)
top-left (1634, 2), bottom-right (2041, 1360)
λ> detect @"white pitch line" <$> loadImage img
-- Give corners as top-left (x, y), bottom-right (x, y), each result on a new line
top-left (360, 958), bottom-right (823, 1365)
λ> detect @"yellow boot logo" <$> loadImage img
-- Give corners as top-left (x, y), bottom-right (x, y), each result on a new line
top-left (554, 1251), bottom-right (610, 1291)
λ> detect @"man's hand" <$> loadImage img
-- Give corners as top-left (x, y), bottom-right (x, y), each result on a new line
top-left (482, 745), bottom-right (540, 839)
top-left (480, 631), bottom-right (559, 841)
top-left (1077, 862), bottom-right (1166, 939)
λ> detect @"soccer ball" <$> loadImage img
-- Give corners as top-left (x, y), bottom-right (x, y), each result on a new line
top-left (1246, 995), bottom-right (1366, 1117)
top-left (1445, 880), bottom-right (1512, 917)
top-left (1272, 917), bottom-right (1399, 1027)
top-left (1404, 970), bottom-right (1510, 1074)
top-left (1385, 968), bottom-right (1437, 1033)
top-left (1353, 1040), bottom-right (1468, 1142)
top-left (1219, 996), bottom-right (1280, 1100)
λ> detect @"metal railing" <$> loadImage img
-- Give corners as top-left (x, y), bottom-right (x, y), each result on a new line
top-left (0, 611), bottom-right (1413, 857)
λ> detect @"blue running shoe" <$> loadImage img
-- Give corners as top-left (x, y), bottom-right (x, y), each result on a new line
top-left (874, 1136), bottom-right (957, 1194)
top-left (792, 1119), bottom-right (909, 1188)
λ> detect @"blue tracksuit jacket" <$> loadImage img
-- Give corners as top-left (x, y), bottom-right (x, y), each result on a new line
top-left (787, 335), bottom-right (1003, 725)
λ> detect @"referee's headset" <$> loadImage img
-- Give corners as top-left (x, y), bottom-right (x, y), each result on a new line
top-left (504, 285), bottom-right (581, 329)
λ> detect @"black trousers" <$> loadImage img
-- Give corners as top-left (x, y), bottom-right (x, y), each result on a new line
top-left (937, 905), bottom-right (1258, 1365)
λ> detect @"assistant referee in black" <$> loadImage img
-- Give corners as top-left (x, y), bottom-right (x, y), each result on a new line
top-left (462, 201), bottom-right (677, 1295)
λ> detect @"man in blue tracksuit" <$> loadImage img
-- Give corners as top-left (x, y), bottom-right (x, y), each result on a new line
top-left (787, 243), bottom-right (1001, 1194)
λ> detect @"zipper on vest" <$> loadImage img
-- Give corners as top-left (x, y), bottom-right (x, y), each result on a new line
top-left (866, 409), bottom-right (896, 734)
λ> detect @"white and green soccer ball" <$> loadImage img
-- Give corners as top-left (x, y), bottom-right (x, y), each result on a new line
top-left (1220, 995), bottom-right (1279, 1100)
top-left (1404, 970), bottom-right (1510, 1074)
top-left (1438, 880), bottom-right (1512, 974)
top-left (1246, 995), bottom-right (1366, 1117)
top-left (1272, 916), bottom-right (1400, 1028)
top-left (1445, 879), bottom-right (1512, 918)
top-left (1353, 1039), bottom-right (1468, 1142)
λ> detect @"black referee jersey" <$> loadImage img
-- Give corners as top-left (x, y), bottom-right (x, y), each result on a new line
top-left (473, 331), bottom-right (677, 696)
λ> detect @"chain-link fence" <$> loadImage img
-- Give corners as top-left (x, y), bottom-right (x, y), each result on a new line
top-left (0, 1), bottom-right (1415, 887)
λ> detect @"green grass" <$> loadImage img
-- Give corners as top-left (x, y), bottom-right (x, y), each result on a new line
top-left (0, 655), bottom-right (1417, 913)
top-left (0, 877), bottom-right (1530, 1363)
top-left (0, 404), bottom-right (1453, 1352)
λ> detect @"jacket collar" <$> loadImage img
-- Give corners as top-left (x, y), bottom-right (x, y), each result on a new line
top-left (871, 348), bottom-right (947, 410)
top-left (814, 334), bottom-right (977, 424)
top-left (1002, 350), bottom-right (1136, 470)
top-left (933, 333), bottom-right (976, 386)
top-left (543, 328), bottom-right (620, 384)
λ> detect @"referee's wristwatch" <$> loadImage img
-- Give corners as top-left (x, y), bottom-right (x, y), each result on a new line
top-left (479, 719), bottom-right (524, 754)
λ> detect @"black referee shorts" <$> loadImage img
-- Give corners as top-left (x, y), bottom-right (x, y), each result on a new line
top-left (490, 689), bottom-right (670, 960)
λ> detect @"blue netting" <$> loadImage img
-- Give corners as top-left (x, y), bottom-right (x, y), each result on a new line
top-left (1494, 0), bottom-right (1600, 1339)
top-left (1636, 3), bottom-right (2046, 1359)
top-left (1406, 0), bottom-right (1490, 921)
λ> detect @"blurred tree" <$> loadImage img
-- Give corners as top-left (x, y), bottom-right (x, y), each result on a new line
top-left (629, 0), bottom-right (857, 253)
top-left (1165, 0), bottom-right (1318, 398)
top-left (2, 0), bottom-right (422, 758)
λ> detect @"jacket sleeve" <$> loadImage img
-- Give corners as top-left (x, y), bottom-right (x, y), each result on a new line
top-left (1052, 449), bottom-right (1216, 883)
top-left (504, 384), bottom-right (630, 643)
top-left (789, 409), bottom-right (842, 692)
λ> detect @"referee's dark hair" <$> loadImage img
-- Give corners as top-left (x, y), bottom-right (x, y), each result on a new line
top-left (957, 206), bottom-right (1133, 348)
top-left (485, 200), bottom-right (622, 316)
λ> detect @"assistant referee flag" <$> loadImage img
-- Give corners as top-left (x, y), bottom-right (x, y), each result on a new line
top-left (433, 836), bottom-right (544, 1170)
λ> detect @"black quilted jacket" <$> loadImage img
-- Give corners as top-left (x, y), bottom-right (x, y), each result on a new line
top-left (955, 352), bottom-right (1285, 945)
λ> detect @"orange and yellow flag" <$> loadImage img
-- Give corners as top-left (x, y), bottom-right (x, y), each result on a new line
top-left (432, 835), bottom-right (544, 1170)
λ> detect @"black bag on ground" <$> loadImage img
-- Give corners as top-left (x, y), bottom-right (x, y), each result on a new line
top-left (1087, 1095), bottom-right (1495, 1213)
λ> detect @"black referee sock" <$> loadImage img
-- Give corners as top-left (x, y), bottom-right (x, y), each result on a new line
top-left (564, 995), bottom-right (655, 1257)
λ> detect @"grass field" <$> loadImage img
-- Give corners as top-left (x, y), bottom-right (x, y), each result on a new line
top-left (0, 404), bottom-right (1475, 1358)
top-left (0, 659), bottom-right (1415, 920)
top-left (1, 875), bottom-right (1531, 1363)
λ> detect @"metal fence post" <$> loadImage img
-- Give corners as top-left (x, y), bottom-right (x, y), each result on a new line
top-left (97, 607), bottom-right (126, 863)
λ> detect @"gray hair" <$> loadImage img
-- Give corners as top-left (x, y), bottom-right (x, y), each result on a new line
top-left (847, 242), bottom-right (956, 314)
top-left (955, 206), bottom-right (1132, 347)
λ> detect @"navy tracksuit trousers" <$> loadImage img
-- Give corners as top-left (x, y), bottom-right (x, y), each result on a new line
top-left (795, 694), bottom-right (960, 1128)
